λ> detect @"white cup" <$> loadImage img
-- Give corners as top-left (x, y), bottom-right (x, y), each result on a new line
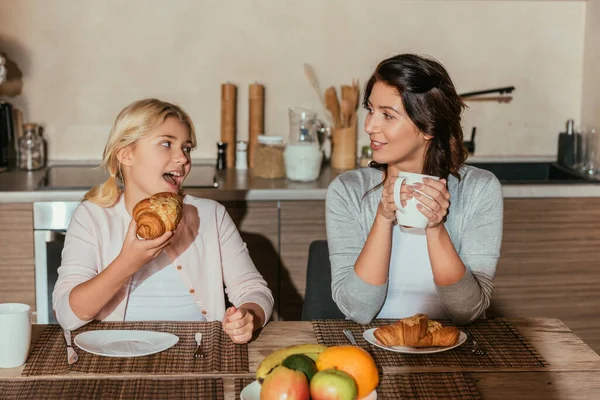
top-left (393, 172), bottom-right (441, 228)
top-left (0, 303), bottom-right (32, 368)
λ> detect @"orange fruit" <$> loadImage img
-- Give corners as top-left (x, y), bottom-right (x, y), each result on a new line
top-left (315, 345), bottom-right (379, 399)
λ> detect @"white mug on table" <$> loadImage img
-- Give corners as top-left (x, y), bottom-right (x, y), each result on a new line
top-left (393, 171), bottom-right (441, 229)
top-left (0, 303), bottom-right (32, 368)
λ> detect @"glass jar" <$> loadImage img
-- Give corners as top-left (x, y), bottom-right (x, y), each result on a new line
top-left (253, 135), bottom-right (286, 179)
top-left (18, 123), bottom-right (46, 171)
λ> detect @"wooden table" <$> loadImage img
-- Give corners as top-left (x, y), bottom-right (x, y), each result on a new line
top-left (1, 318), bottom-right (599, 399)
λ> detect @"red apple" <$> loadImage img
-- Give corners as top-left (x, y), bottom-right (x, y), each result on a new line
top-left (310, 369), bottom-right (358, 400)
top-left (260, 365), bottom-right (310, 400)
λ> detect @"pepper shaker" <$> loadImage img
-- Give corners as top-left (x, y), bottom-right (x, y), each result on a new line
top-left (216, 141), bottom-right (227, 170)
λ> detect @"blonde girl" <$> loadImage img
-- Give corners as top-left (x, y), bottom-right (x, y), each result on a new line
top-left (53, 98), bottom-right (273, 344)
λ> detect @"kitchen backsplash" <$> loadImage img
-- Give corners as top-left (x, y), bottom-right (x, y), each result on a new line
top-left (582, 0), bottom-right (600, 129)
top-left (0, 0), bottom-right (586, 161)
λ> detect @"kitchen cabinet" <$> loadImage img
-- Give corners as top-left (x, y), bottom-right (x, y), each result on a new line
top-left (279, 201), bottom-right (327, 320)
top-left (0, 203), bottom-right (35, 312)
top-left (220, 201), bottom-right (280, 320)
top-left (222, 200), bottom-right (326, 321)
top-left (489, 197), bottom-right (600, 353)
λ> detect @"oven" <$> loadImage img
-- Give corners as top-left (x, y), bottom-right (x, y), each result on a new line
top-left (33, 201), bottom-right (81, 324)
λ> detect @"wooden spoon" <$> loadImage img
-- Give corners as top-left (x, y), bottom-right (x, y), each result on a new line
top-left (325, 86), bottom-right (341, 128)
top-left (352, 79), bottom-right (360, 110)
top-left (341, 99), bottom-right (352, 128)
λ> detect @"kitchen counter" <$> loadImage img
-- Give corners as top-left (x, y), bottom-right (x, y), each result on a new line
top-left (2, 157), bottom-right (600, 203)
top-left (0, 163), bottom-right (340, 202)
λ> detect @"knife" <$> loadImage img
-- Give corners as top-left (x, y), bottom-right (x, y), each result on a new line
top-left (343, 329), bottom-right (359, 346)
top-left (63, 329), bottom-right (79, 365)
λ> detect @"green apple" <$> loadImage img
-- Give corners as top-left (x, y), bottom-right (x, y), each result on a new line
top-left (310, 369), bottom-right (358, 400)
top-left (260, 365), bottom-right (310, 400)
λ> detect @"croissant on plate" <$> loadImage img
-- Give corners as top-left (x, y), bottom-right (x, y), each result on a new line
top-left (413, 320), bottom-right (460, 347)
top-left (373, 313), bottom-right (428, 347)
top-left (132, 192), bottom-right (183, 239)
top-left (373, 314), bottom-right (460, 348)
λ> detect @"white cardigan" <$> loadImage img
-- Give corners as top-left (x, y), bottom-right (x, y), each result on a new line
top-left (53, 193), bottom-right (274, 330)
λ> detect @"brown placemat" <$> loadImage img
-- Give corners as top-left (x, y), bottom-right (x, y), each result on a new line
top-left (234, 377), bottom-right (256, 400)
top-left (378, 372), bottom-right (481, 399)
top-left (23, 321), bottom-right (248, 376)
top-left (312, 318), bottom-right (548, 368)
top-left (0, 378), bottom-right (224, 400)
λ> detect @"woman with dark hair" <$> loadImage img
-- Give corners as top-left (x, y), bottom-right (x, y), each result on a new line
top-left (326, 54), bottom-right (503, 325)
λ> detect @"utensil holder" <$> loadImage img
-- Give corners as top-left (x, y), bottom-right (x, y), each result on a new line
top-left (331, 120), bottom-right (357, 170)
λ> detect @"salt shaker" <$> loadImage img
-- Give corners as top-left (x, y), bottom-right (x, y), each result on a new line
top-left (236, 140), bottom-right (248, 170)
top-left (18, 123), bottom-right (46, 171)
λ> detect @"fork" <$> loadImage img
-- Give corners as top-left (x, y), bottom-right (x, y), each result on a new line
top-left (194, 332), bottom-right (204, 359)
top-left (467, 332), bottom-right (486, 355)
top-left (63, 329), bottom-right (79, 365)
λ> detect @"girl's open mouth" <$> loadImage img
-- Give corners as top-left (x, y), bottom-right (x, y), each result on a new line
top-left (163, 171), bottom-right (183, 188)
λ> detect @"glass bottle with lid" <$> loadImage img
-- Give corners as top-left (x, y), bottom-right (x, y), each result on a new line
top-left (18, 123), bottom-right (46, 171)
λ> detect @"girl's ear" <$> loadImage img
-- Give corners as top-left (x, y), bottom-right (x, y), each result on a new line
top-left (117, 146), bottom-right (133, 167)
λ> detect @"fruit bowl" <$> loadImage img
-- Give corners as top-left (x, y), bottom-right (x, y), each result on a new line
top-left (240, 380), bottom-right (378, 400)
top-left (252, 343), bottom-right (379, 400)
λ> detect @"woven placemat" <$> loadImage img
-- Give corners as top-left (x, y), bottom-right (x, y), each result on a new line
top-left (234, 377), bottom-right (256, 399)
top-left (312, 318), bottom-right (548, 368)
top-left (378, 372), bottom-right (481, 399)
top-left (0, 378), bottom-right (224, 400)
top-left (23, 321), bottom-right (248, 376)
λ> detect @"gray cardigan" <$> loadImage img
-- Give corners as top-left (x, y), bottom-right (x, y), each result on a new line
top-left (325, 165), bottom-right (503, 325)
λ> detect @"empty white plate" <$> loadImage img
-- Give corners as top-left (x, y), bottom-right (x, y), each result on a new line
top-left (240, 380), bottom-right (377, 400)
top-left (74, 330), bottom-right (179, 358)
top-left (363, 328), bottom-right (467, 354)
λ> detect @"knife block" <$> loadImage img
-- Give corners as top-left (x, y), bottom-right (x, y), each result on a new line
top-left (331, 120), bottom-right (357, 170)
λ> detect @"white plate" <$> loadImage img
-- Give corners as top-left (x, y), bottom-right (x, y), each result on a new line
top-left (74, 330), bottom-right (179, 358)
top-left (240, 380), bottom-right (377, 400)
top-left (363, 328), bottom-right (467, 354)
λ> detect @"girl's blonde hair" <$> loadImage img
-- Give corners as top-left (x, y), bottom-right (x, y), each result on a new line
top-left (84, 98), bottom-right (197, 207)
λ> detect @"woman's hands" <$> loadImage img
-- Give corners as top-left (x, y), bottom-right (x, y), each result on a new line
top-left (376, 177), bottom-right (450, 229)
top-left (414, 178), bottom-right (450, 229)
top-left (376, 177), bottom-right (415, 223)
top-left (222, 306), bottom-right (256, 344)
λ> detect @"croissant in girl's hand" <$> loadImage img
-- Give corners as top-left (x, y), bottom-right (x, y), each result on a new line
top-left (132, 192), bottom-right (183, 240)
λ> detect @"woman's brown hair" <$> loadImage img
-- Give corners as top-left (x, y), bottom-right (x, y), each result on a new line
top-left (364, 53), bottom-right (468, 181)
